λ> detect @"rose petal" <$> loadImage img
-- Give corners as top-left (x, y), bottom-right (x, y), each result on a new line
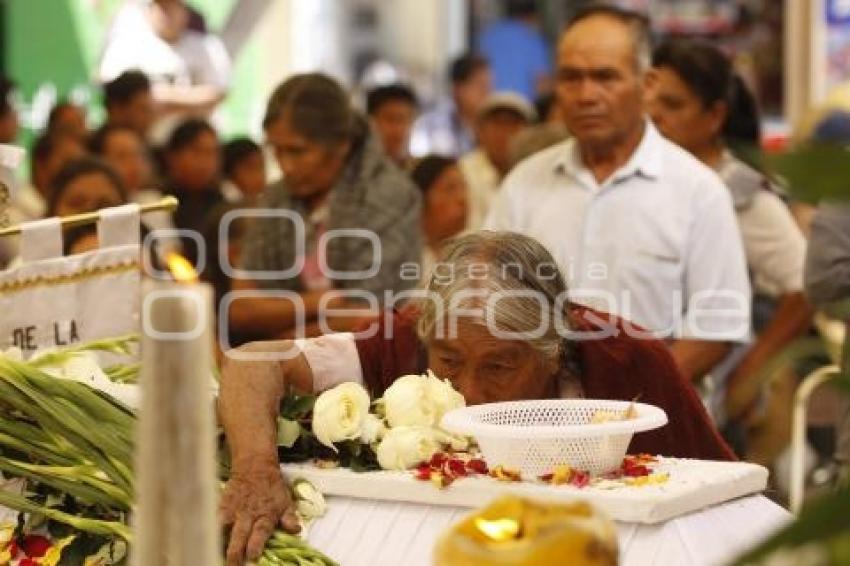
top-left (22, 535), bottom-right (51, 558)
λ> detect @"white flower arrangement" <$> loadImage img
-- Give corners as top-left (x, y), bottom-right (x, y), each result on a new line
top-left (304, 371), bottom-right (467, 471)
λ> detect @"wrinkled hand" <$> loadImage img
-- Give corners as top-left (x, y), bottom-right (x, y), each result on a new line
top-left (221, 465), bottom-right (300, 566)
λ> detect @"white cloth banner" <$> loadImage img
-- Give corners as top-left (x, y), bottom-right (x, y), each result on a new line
top-left (0, 204), bottom-right (142, 358)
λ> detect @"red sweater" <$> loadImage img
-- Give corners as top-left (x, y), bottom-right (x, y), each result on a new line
top-left (355, 306), bottom-right (735, 461)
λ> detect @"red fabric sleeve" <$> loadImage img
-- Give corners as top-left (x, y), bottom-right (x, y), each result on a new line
top-left (353, 307), bottom-right (425, 397)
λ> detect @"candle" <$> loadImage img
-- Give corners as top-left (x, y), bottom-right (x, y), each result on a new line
top-left (434, 495), bottom-right (618, 566)
top-left (133, 268), bottom-right (220, 565)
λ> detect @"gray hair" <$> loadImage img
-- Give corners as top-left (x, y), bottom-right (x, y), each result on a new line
top-left (415, 231), bottom-right (577, 371)
top-left (566, 5), bottom-right (653, 73)
top-left (263, 73), bottom-right (356, 146)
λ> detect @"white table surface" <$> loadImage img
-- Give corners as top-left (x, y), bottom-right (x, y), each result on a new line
top-left (304, 494), bottom-right (791, 566)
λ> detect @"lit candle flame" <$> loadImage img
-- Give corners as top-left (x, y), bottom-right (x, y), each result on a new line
top-left (474, 517), bottom-right (520, 542)
top-left (165, 252), bottom-right (199, 284)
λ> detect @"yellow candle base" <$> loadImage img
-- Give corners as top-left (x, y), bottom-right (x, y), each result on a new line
top-left (435, 495), bottom-right (618, 566)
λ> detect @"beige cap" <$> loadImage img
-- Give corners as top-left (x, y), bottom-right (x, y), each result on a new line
top-left (478, 92), bottom-right (537, 122)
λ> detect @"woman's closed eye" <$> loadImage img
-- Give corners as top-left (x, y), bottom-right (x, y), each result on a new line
top-left (481, 361), bottom-right (515, 374)
top-left (438, 355), bottom-right (462, 368)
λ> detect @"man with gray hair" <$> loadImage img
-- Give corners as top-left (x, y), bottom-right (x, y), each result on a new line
top-left (486, 5), bottom-right (752, 384)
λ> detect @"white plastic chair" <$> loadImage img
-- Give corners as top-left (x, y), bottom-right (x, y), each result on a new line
top-left (789, 364), bottom-right (841, 514)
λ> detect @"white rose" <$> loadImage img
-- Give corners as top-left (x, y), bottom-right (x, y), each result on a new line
top-left (382, 374), bottom-right (437, 428)
top-left (376, 426), bottom-right (441, 470)
top-left (360, 413), bottom-right (387, 445)
top-left (311, 382), bottom-right (371, 450)
top-left (292, 478), bottom-right (327, 521)
top-left (426, 370), bottom-right (465, 423)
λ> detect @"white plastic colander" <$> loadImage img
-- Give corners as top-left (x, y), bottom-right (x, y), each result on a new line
top-left (440, 399), bottom-right (668, 477)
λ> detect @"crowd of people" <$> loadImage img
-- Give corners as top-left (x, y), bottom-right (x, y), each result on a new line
top-left (2, 4), bottom-right (850, 563)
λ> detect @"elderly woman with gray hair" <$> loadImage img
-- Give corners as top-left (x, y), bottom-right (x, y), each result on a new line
top-left (220, 231), bottom-right (733, 565)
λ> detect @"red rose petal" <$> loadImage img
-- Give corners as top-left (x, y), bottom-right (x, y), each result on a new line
top-left (571, 471), bottom-right (590, 488)
top-left (624, 465), bottom-right (649, 477)
top-left (21, 535), bottom-right (51, 558)
top-left (466, 459), bottom-right (488, 475)
top-left (447, 459), bottom-right (467, 477)
top-left (429, 453), bottom-right (448, 468)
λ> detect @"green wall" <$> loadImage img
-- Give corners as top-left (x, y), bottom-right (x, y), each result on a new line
top-left (4, 0), bottom-right (261, 143)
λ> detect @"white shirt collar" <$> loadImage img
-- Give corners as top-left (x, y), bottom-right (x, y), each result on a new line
top-left (554, 119), bottom-right (663, 185)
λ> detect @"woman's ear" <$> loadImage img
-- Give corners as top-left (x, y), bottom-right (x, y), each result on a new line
top-left (710, 100), bottom-right (729, 138)
top-left (334, 140), bottom-right (352, 161)
top-left (643, 68), bottom-right (659, 91)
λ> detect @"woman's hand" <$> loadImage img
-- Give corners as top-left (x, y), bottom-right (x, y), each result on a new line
top-left (221, 464), bottom-right (301, 566)
top-left (218, 341), bottom-right (314, 564)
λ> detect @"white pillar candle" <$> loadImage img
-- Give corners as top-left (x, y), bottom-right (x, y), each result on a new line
top-left (134, 278), bottom-right (220, 566)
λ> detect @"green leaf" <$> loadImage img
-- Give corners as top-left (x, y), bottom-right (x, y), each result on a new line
top-left (762, 145), bottom-right (850, 203)
top-left (58, 532), bottom-right (122, 566)
top-left (102, 363), bottom-right (140, 384)
top-left (0, 488), bottom-right (132, 540)
top-left (277, 418), bottom-right (301, 449)
top-left (280, 393), bottom-right (316, 420)
top-left (337, 441), bottom-right (379, 473)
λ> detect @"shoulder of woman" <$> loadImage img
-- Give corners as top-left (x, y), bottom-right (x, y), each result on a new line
top-left (719, 153), bottom-right (790, 210)
top-left (568, 306), bottom-right (635, 369)
top-left (352, 150), bottom-right (420, 210)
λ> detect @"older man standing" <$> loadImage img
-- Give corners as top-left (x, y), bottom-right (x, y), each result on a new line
top-left (486, 6), bottom-right (751, 382)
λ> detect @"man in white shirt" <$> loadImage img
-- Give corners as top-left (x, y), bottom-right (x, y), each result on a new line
top-left (485, 6), bottom-right (751, 381)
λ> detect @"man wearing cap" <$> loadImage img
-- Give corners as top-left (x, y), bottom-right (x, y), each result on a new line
top-left (486, 6), bottom-right (752, 384)
top-left (460, 92), bottom-right (534, 229)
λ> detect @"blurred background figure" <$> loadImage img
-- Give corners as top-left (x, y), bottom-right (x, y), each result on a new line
top-left (201, 202), bottom-right (256, 351)
top-left (89, 122), bottom-right (176, 243)
top-left (2, 157), bottom-right (126, 269)
top-left (507, 91), bottom-right (569, 167)
top-left (647, 38), bottom-right (813, 464)
top-left (62, 225), bottom-right (101, 257)
top-left (477, 0), bottom-right (552, 101)
top-left (460, 92), bottom-right (533, 230)
top-left (411, 53), bottom-right (492, 157)
top-left (98, 0), bottom-right (231, 142)
top-left (410, 155), bottom-right (468, 277)
top-left (366, 83), bottom-right (419, 168)
top-left (24, 132), bottom-right (87, 220)
top-left (102, 70), bottom-right (156, 144)
top-left (47, 157), bottom-right (127, 218)
top-left (235, 73), bottom-right (421, 340)
top-left (46, 101), bottom-right (88, 143)
top-left (0, 77), bottom-right (19, 144)
top-left (533, 92), bottom-right (564, 127)
top-left (89, 124), bottom-right (152, 199)
top-left (221, 137), bottom-right (266, 204)
top-left (162, 117), bottom-right (223, 262)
